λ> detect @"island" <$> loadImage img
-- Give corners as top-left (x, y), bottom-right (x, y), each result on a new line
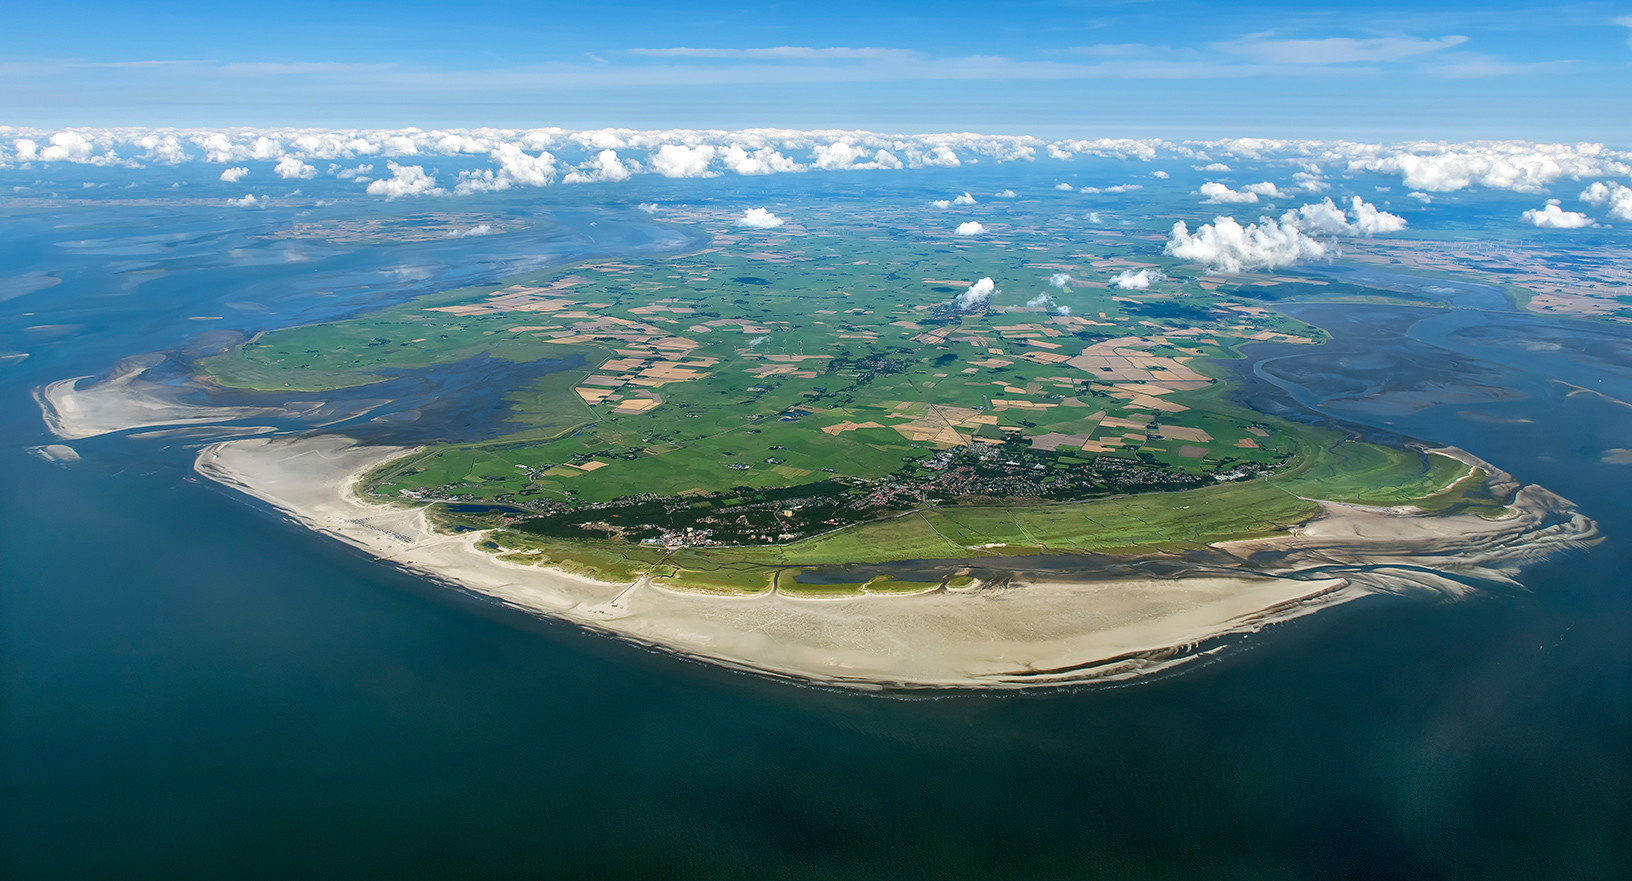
top-left (46, 200), bottom-right (1602, 688)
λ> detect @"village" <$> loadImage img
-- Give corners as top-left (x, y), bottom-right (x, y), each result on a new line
top-left (403, 436), bottom-right (1281, 548)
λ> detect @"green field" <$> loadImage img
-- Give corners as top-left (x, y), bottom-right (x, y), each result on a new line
top-left (203, 201), bottom-right (1324, 497)
top-left (482, 433), bottom-right (1490, 596)
top-left (198, 198), bottom-right (1493, 592)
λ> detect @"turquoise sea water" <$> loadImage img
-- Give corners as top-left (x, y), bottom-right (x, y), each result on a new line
top-left (3, 171), bottom-right (1629, 879)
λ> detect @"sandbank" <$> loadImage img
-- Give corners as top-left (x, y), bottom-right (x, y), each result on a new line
top-left (194, 434), bottom-right (1598, 690)
top-left (37, 353), bottom-right (304, 440)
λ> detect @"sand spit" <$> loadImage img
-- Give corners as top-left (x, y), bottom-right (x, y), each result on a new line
top-left (36, 353), bottom-right (303, 439)
top-left (197, 435), bottom-right (1599, 691)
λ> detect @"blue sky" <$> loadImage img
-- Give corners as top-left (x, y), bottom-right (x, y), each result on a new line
top-left (4, 0), bottom-right (1630, 141)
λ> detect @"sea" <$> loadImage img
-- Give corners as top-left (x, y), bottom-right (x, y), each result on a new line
top-left (2, 166), bottom-right (1629, 880)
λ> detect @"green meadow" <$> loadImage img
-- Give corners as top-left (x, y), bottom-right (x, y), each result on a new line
top-left (485, 430), bottom-right (1489, 596)
top-left (199, 199), bottom-right (1491, 592)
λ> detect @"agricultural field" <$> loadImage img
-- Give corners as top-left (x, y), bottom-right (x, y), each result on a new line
top-left (200, 195), bottom-right (1488, 589)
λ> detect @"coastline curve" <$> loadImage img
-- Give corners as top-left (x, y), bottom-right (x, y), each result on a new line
top-left (194, 433), bottom-right (1599, 690)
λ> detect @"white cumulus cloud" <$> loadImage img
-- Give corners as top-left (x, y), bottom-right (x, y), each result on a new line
top-left (1166, 194), bottom-right (1410, 272)
top-left (39, 131), bottom-right (100, 163)
top-left (1201, 181), bottom-right (1294, 204)
top-left (562, 149), bottom-right (635, 184)
top-left (1281, 197), bottom-right (1352, 235)
top-left (1049, 273), bottom-right (1074, 288)
top-left (1292, 171), bottom-right (1327, 192)
top-left (491, 144), bottom-right (558, 186)
top-left (1110, 268), bottom-right (1167, 289)
top-left (1580, 181), bottom-right (1632, 222)
top-left (812, 142), bottom-right (901, 170)
top-left (455, 145), bottom-right (558, 193)
top-left (904, 145), bottom-right (960, 168)
top-left (1200, 181), bottom-right (1261, 203)
top-left (274, 155), bottom-right (316, 180)
top-left (736, 207), bottom-right (784, 228)
top-left (219, 166), bottom-right (249, 183)
top-left (227, 194), bottom-right (263, 208)
top-left (812, 141), bottom-right (868, 170)
top-left (137, 135), bottom-right (187, 164)
top-left (955, 277), bottom-right (996, 310)
top-left (1055, 182), bottom-right (1075, 191)
top-left (446, 224), bottom-right (495, 238)
top-left (329, 163), bottom-right (373, 180)
top-left (366, 162), bottom-right (443, 199)
top-left (954, 221), bottom-right (987, 236)
top-left (381, 135), bottom-right (418, 157)
top-left (1282, 196), bottom-right (1408, 236)
top-left (1347, 143), bottom-right (1630, 194)
top-left (1025, 291), bottom-right (1071, 314)
top-left (1164, 215), bottom-right (1328, 273)
top-left (1344, 196), bottom-right (1409, 234)
top-left (994, 189), bottom-right (1017, 198)
top-left (650, 144), bottom-right (717, 178)
top-left (1522, 202), bottom-right (1596, 229)
top-left (719, 144), bottom-right (801, 175)
top-left (951, 192), bottom-right (976, 205)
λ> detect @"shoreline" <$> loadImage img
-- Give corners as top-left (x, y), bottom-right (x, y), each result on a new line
top-left (194, 434), bottom-right (1599, 690)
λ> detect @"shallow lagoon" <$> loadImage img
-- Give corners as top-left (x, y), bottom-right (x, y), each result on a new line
top-left (3, 173), bottom-right (1629, 879)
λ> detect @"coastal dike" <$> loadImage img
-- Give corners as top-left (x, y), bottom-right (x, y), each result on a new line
top-left (195, 434), bottom-right (1600, 691)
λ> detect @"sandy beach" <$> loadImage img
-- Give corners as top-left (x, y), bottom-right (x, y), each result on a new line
top-left (194, 434), bottom-right (1599, 689)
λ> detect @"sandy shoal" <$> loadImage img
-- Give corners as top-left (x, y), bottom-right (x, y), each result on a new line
top-left (37, 353), bottom-right (305, 440)
top-left (196, 434), bottom-right (1597, 690)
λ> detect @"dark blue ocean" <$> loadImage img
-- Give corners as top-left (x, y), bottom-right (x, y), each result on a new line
top-left (3, 168), bottom-right (1629, 879)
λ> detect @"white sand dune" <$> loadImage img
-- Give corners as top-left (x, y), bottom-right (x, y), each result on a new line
top-left (194, 434), bottom-right (1599, 690)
